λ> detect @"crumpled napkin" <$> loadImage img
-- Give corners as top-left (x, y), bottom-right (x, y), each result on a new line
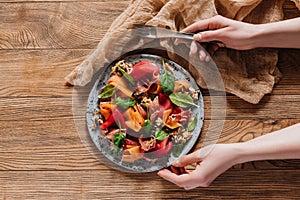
top-left (65, 0), bottom-right (299, 104)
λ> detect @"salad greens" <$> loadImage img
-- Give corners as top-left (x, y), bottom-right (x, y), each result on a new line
top-left (115, 97), bottom-right (136, 109)
top-left (117, 65), bottom-right (135, 86)
top-left (113, 133), bottom-right (125, 153)
top-left (155, 130), bottom-right (168, 141)
top-left (160, 59), bottom-right (175, 94)
top-left (169, 93), bottom-right (199, 108)
top-left (187, 117), bottom-right (197, 132)
top-left (98, 85), bottom-right (115, 99)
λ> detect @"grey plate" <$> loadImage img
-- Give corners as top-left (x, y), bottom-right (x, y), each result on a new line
top-left (86, 54), bottom-right (204, 172)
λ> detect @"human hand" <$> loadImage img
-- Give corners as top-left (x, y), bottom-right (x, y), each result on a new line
top-left (157, 144), bottom-right (242, 190)
top-left (183, 15), bottom-right (258, 51)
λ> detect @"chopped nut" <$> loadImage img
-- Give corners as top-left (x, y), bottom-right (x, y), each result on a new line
top-left (155, 117), bottom-right (163, 127)
top-left (189, 88), bottom-right (200, 100)
top-left (141, 96), bottom-right (151, 105)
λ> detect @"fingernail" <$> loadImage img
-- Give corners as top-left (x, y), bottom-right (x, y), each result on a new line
top-left (205, 56), bottom-right (210, 62)
top-left (200, 55), bottom-right (205, 61)
top-left (194, 33), bottom-right (202, 41)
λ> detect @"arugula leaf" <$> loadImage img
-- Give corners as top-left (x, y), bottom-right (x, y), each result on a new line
top-left (169, 93), bottom-right (199, 108)
top-left (115, 97), bottom-right (136, 109)
top-left (155, 130), bottom-right (168, 141)
top-left (117, 65), bottom-right (135, 86)
top-left (160, 59), bottom-right (174, 94)
top-left (187, 117), bottom-right (197, 132)
top-left (173, 143), bottom-right (184, 157)
top-left (98, 85), bottom-right (115, 99)
top-left (113, 133), bottom-right (125, 153)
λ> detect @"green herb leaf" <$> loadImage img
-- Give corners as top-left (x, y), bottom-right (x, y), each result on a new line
top-left (173, 143), bottom-right (184, 157)
top-left (169, 93), bottom-right (199, 108)
top-left (155, 130), bottom-right (168, 141)
top-left (117, 65), bottom-right (135, 86)
top-left (142, 119), bottom-right (153, 137)
top-left (98, 85), bottom-right (115, 99)
top-left (187, 117), bottom-right (197, 132)
top-left (113, 133), bottom-right (125, 153)
top-left (115, 97), bottom-right (136, 109)
top-left (160, 59), bottom-right (174, 94)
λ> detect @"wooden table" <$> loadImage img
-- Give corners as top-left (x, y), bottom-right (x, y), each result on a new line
top-left (0, 1), bottom-right (299, 199)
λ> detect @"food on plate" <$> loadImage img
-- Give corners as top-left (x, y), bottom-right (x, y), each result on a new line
top-left (95, 59), bottom-right (200, 163)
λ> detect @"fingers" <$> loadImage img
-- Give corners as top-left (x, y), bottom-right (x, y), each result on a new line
top-left (173, 150), bottom-right (202, 167)
top-left (193, 29), bottom-right (223, 43)
top-left (158, 168), bottom-right (209, 190)
top-left (182, 15), bottom-right (227, 33)
top-left (182, 18), bottom-right (212, 33)
top-left (157, 169), bottom-right (191, 188)
top-left (189, 41), bottom-right (211, 62)
top-left (189, 41), bottom-right (198, 57)
top-left (199, 49), bottom-right (208, 62)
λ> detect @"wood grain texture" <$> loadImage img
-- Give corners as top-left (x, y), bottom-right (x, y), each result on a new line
top-left (0, 170), bottom-right (299, 199)
top-left (0, 0), bottom-right (299, 199)
top-left (0, 2), bottom-right (128, 49)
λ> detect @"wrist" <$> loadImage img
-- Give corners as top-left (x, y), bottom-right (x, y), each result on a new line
top-left (250, 24), bottom-right (268, 49)
top-left (229, 142), bottom-right (251, 165)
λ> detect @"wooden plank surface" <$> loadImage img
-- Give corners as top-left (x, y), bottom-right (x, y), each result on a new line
top-left (0, 170), bottom-right (300, 199)
top-left (0, 2), bottom-right (128, 49)
top-left (0, 0), bottom-right (299, 199)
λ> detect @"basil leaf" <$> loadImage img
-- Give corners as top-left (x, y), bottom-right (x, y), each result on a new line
top-left (113, 133), bottom-right (125, 153)
top-left (169, 93), bottom-right (199, 108)
top-left (173, 143), bottom-right (184, 157)
top-left (117, 66), bottom-right (135, 86)
top-left (187, 117), bottom-right (197, 132)
top-left (155, 130), bottom-right (168, 141)
top-left (142, 120), bottom-right (153, 137)
top-left (160, 59), bottom-right (174, 94)
top-left (115, 97), bottom-right (136, 109)
top-left (98, 85), bottom-right (115, 99)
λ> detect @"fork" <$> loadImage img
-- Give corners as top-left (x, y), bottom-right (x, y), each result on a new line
top-left (131, 24), bottom-right (194, 40)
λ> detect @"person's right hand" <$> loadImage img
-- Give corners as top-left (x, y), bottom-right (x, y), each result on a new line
top-left (182, 15), bottom-right (258, 50)
top-left (157, 144), bottom-right (242, 190)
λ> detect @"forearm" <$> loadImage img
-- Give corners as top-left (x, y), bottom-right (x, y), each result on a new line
top-left (235, 123), bottom-right (300, 164)
top-left (253, 17), bottom-right (300, 48)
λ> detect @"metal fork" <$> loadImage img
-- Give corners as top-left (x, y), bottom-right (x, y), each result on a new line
top-left (132, 24), bottom-right (194, 40)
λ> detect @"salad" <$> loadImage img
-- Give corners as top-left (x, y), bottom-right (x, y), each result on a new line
top-left (94, 58), bottom-right (200, 163)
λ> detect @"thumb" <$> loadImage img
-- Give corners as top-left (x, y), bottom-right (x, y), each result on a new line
top-left (173, 150), bottom-right (202, 167)
top-left (193, 29), bottom-right (223, 43)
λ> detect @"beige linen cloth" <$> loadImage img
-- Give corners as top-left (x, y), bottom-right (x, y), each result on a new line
top-left (65, 0), bottom-right (300, 104)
